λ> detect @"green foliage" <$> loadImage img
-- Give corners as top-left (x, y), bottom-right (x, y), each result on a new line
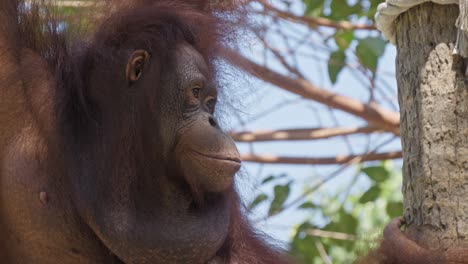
top-left (362, 165), bottom-right (390, 183)
top-left (358, 185), bottom-right (381, 203)
top-left (248, 193), bottom-right (269, 211)
top-left (247, 174), bottom-right (293, 214)
top-left (261, 173), bottom-right (287, 184)
top-left (334, 30), bottom-right (354, 50)
top-left (386, 201), bottom-right (404, 218)
top-left (268, 182), bottom-right (292, 216)
top-left (328, 50), bottom-right (346, 84)
top-left (302, 0), bottom-right (388, 83)
top-left (299, 201), bottom-right (318, 209)
top-left (288, 162), bottom-right (403, 264)
top-left (355, 37), bottom-right (387, 74)
top-left (329, 0), bottom-right (361, 21)
top-left (304, 0), bottom-right (325, 17)
top-left (303, 0), bottom-right (385, 20)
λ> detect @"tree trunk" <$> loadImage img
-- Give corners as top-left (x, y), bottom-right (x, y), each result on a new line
top-left (396, 3), bottom-right (468, 250)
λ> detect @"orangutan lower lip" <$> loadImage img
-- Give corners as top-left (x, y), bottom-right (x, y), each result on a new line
top-left (192, 150), bottom-right (241, 164)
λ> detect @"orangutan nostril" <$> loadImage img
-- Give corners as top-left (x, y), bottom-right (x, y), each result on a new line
top-left (208, 117), bottom-right (217, 127)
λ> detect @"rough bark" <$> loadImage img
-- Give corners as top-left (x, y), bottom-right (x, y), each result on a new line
top-left (396, 3), bottom-right (468, 250)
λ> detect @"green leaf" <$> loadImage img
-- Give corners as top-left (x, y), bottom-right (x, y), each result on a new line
top-left (268, 183), bottom-right (291, 216)
top-left (359, 185), bottom-right (381, 203)
top-left (330, 0), bottom-right (349, 19)
top-left (322, 209), bottom-right (357, 250)
top-left (355, 37), bottom-right (387, 73)
top-left (295, 221), bottom-right (316, 234)
top-left (334, 30), bottom-right (354, 50)
top-left (248, 193), bottom-right (268, 211)
top-left (349, 2), bottom-right (365, 17)
top-left (338, 209), bottom-right (358, 234)
top-left (261, 173), bottom-right (287, 184)
top-left (386, 201), bottom-right (403, 218)
top-left (299, 201), bottom-right (317, 209)
top-left (328, 50), bottom-right (346, 84)
top-left (329, 0), bottom-right (360, 20)
top-left (261, 175), bottom-right (276, 184)
top-left (290, 233), bottom-right (319, 262)
top-left (366, 0), bottom-right (382, 19)
top-left (304, 0), bottom-right (324, 17)
top-left (362, 166), bottom-right (390, 183)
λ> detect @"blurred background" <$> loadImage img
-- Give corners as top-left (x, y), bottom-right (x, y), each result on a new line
top-left (57, 0), bottom-right (403, 263)
top-left (221, 1), bottom-right (402, 263)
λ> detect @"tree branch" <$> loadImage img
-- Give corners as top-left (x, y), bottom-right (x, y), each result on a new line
top-left (241, 151), bottom-right (402, 165)
top-left (231, 126), bottom-right (382, 142)
top-left (306, 229), bottom-right (357, 241)
top-left (221, 48), bottom-right (401, 134)
top-left (256, 0), bottom-right (376, 31)
top-left (54, 1), bottom-right (94, 7)
top-left (314, 239), bottom-right (332, 264)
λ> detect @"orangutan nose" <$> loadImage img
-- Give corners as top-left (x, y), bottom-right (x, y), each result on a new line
top-left (208, 116), bottom-right (218, 128)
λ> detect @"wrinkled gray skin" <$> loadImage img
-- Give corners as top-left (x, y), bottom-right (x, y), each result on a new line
top-left (0, 44), bottom-right (241, 264)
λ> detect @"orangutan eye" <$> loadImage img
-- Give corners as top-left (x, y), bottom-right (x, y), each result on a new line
top-left (192, 87), bottom-right (201, 99)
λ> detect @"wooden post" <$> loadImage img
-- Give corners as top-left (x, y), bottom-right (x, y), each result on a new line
top-left (396, 3), bottom-right (468, 249)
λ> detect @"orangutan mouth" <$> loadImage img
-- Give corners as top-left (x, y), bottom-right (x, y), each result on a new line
top-left (192, 150), bottom-right (242, 164)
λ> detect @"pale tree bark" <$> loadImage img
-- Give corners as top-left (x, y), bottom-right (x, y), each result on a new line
top-left (396, 3), bottom-right (468, 250)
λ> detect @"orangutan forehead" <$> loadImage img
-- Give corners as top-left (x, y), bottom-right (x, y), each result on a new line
top-left (175, 43), bottom-right (211, 81)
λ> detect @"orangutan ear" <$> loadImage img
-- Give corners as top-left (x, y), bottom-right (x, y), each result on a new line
top-left (126, 50), bottom-right (151, 83)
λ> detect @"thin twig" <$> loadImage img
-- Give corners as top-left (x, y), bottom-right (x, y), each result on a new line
top-left (307, 229), bottom-right (357, 241)
top-left (231, 126), bottom-right (382, 142)
top-left (314, 239), bottom-right (332, 264)
top-left (256, 0), bottom-right (376, 31)
top-left (241, 151), bottom-right (402, 165)
top-left (53, 1), bottom-right (95, 7)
